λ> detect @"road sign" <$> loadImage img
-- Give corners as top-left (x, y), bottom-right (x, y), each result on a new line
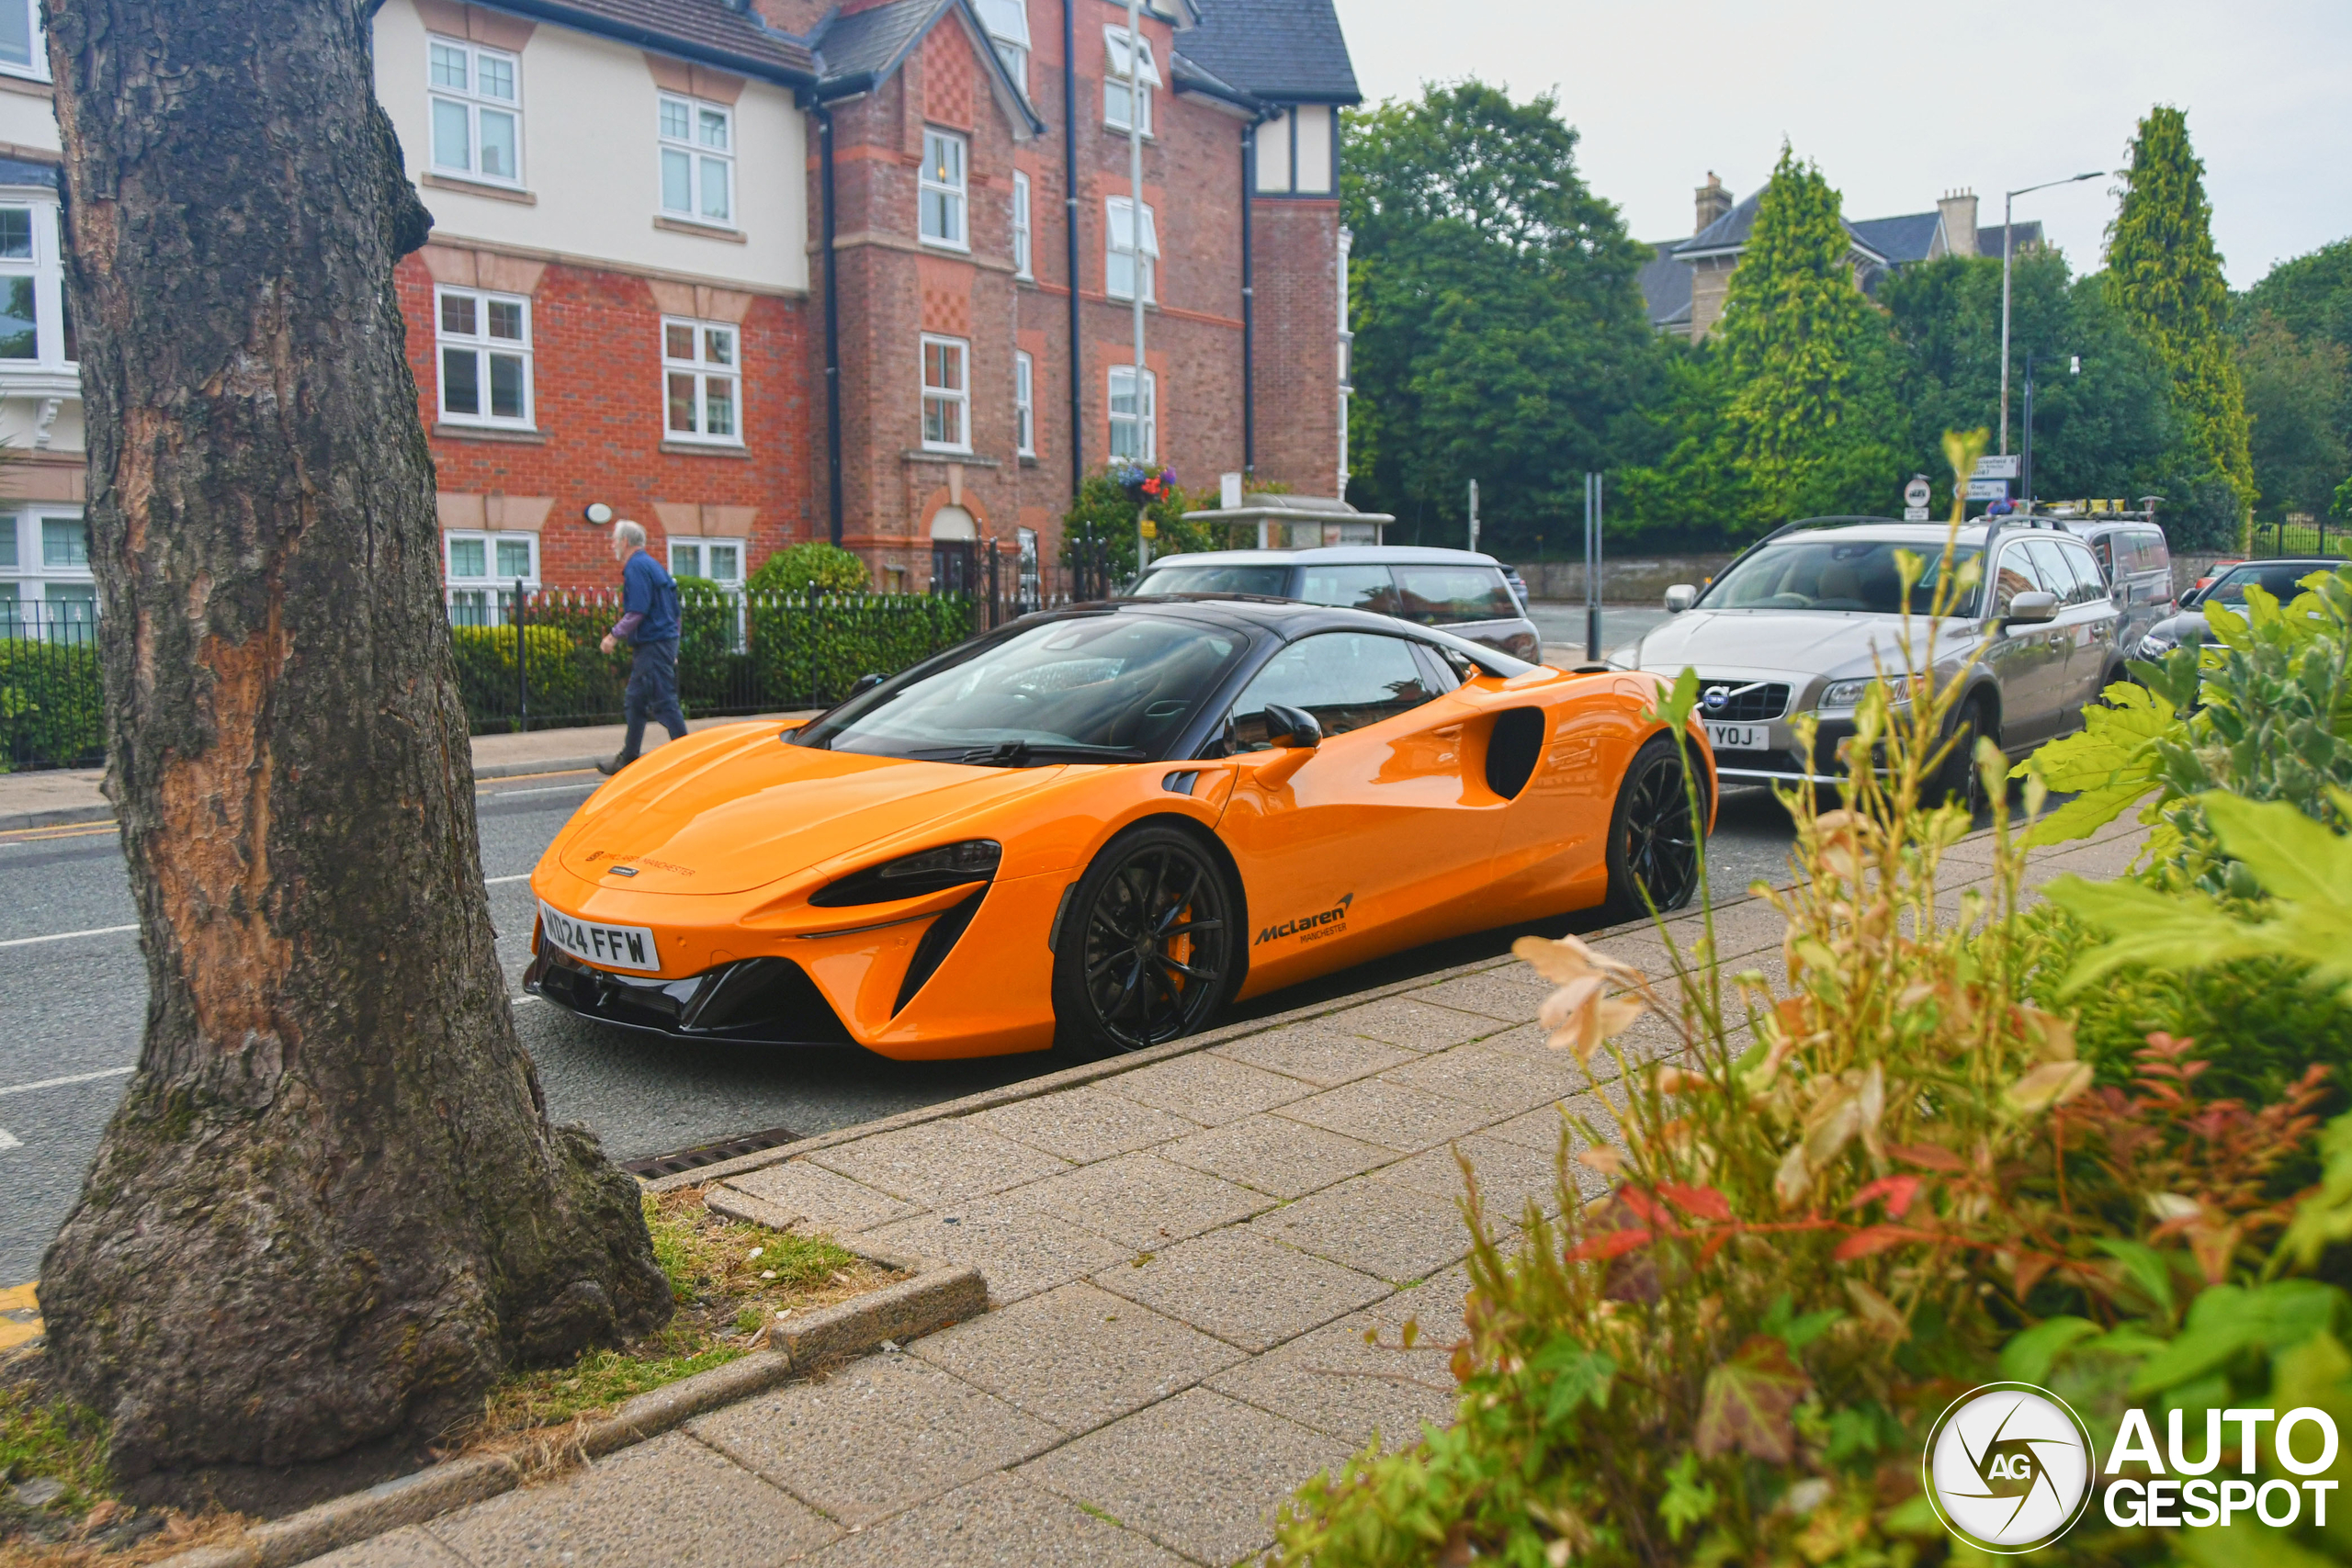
top-left (1903, 476), bottom-right (1931, 509)
top-left (1966, 479), bottom-right (2009, 501)
top-left (1973, 455), bottom-right (2021, 480)
top-left (1904, 506), bottom-right (1931, 521)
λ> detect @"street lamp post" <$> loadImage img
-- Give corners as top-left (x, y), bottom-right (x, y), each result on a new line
top-left (1125, 0), bottom-right (1148, 573)
top-left (1999, 170), bottom-right (2109, 454)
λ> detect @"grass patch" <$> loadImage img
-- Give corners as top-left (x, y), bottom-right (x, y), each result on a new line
top-left (0, 1379), bottom-right (111, 1518)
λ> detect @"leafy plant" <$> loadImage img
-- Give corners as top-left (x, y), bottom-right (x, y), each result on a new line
top-left (1059, 465), bottom-right (1215, 580)
top-left (0, 635), bottom-right (104, 771)
top-left (745, 541), bottom-right (869, 596)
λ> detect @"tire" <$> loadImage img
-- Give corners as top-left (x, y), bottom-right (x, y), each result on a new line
top-left (1935, 695), bottom-right (1994, 815)
top-left (1052, 823), bottom-right (1241, 1054)
top-left (1604, 734), bottom-right (1705, 920)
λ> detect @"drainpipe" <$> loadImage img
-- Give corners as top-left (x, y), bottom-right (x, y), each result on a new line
top-left (1240, 118), bottom-right (1255, 479)
top-left (1062, 0), bottom-right (1083, 502)
top-left (817, 104), bottom-right (845, 547)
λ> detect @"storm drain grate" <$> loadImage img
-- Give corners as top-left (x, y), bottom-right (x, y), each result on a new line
top-left (622, 1124), bottom-right (800, 1179)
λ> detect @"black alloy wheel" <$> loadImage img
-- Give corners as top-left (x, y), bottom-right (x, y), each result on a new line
top-left (1605, 735), bottom-right (1704, 919)
top-left (1054, 825), bottom-right (1238, 1054)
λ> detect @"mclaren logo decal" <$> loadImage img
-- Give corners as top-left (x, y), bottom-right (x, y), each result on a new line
top-left (1257, 892), bottom-right (1354, 947)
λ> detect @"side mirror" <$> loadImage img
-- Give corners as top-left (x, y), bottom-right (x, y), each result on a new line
top-left (1664, 584), bottom-right (1698, 613)
top-left (2178, 586), bottom-right (2202, 609)
top-left (847, 671), bottom-right (885, 696)
top-left (2006, 591), bottom-right (2060, 626)
top-left (1261, 703), bottom-right (1323, 750)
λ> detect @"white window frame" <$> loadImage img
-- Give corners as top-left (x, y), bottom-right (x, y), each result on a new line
top-left (919, 129), bottom-right (968, 252)
top-left (657, 94), bottom-right (735, 228)
top-left (973, 0), bottom-right (1030, 96)
top-left (0, 196), bottom-right (73, 372)
top-left (0, 509), bottom-right (95, 635)
top-left (921, 334), bottom-right (971, 453)
top-left (1102, 26), bottom-right (1159, 134)
top-left (1105, 197), bottom-right (1159, 303)
top-left (441, 529), bottom-right (539, 626)
top-left (1014, 350), bottom-right (1035, 457)
top-left (427, 36), bottom-right (524, 187)
top-left (0, 0), bottom-right (48, 84)
top-left (667, 538), bottom-right (746, 588)
top-left (435, 285), bottom-right (534, 430)
top-left (1012, 170), bottom-right (1033, 279)
top-left (1108, 365), bottom-right (1155, 462)
top-left (661, 316), bottom-right (743, 446)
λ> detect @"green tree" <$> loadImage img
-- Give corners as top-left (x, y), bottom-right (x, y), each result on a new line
top-left (2237, 312), bottom-right (2350, 522)
top-left (1340, 82), bottom-right (1659, 554)
top-left (1709, 146), bottom-right (1905, 532)
top-left (1058, 466), bottom-right (1211, 581)
top-left (2105, 106), bottom-right (2256, 547)
top-left (745, 540), bottom-right (868, 595)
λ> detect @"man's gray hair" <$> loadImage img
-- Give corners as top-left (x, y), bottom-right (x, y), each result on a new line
top-left (613, 519), bottom-right (648, 549)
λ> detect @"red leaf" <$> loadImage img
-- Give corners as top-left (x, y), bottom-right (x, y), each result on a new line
top-left (1886, 1143), bottom-right (1968, 1172)
top-left (1659, 1183), bottom-right (1734, 1223)
top-left (1834, 1224), bottom-right (1937, 1261)
top-left (1696, 1336), bottom-right (1813, 1463)
top-left (1616, 1189), bottom-right (1663, 1225)
top-left (1849, 1176), bottom-right (1922, 1218)
top-left (1566, 1228), bottom-right (1654, 1264)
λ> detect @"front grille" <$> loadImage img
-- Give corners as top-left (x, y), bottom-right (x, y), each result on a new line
top-left (529, 948), bottom-right (854, 1045)
top-left (1696, 678), bottom-right (1790, 723)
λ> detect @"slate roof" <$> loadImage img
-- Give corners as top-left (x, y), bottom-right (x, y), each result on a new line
top-left (1638, 240), bottom-right (1692, 331)
top-left (1674, 187), bottom-right (1892, 264)
top-left (1848, 210), bottom-right (1943, 265)
top-left (808, 0), bottom-right (1044, 132)
top-left (501, 0), bottom-right (815, 82)
top-left (1977, 219), bottom-right (2045, 256)
top-left (1175, 0), bottom-right (1360, 105)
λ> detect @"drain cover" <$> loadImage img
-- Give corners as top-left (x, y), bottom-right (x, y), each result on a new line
top-left (622, 1124), bottom-right (799, 1179)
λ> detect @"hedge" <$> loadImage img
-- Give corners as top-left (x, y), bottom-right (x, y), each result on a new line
top-left (0, 635), bottom-right (104, 772)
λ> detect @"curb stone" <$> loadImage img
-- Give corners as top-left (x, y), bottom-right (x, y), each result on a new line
top-left (152, 1236), bottom-right (979, 1568)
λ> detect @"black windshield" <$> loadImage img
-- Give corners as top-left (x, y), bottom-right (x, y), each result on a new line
top-left (792, 614), bottom-right (1248, 764)
top-left (1702, 540), bottom-right (1983, 616)
top-left (2208, 562), bottom-right (2334, 604)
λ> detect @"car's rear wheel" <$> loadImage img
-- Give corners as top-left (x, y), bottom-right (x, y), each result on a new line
top-left (1053, 824), bottom-right (1239, 1054)
top-left (1604, 734), bottom-right (1704, 919)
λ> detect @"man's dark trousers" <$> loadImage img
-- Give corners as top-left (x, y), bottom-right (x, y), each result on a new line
top-left (621, 638), bottom-right (689, 761)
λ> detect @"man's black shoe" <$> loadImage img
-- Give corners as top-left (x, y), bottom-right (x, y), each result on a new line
top-left (595, 752), bottom-right (636, 776)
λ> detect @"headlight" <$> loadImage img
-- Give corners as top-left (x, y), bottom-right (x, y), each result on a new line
top-left (809, 840), bottom-right (1002, 907)
top-left (1820, 675), bottom-right (1912, 709)
top-left (2137, 629), bottom-right (2177, 657)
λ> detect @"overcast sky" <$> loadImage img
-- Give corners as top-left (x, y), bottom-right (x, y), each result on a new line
top-left (1331, 0), bottom-right (2351, 288)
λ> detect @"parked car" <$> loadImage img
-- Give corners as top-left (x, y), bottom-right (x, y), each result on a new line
top-left (2058, 513), bottom-right (2176, 653)
top-left (1128, 546), bottom-right (1543, 661)
top-left (1611, 517), bottom-right (2124, 803)
top-left (2138, 557), bottom-right (2341, 657)
top-left (1503, 566), bottom-right (1532, 609)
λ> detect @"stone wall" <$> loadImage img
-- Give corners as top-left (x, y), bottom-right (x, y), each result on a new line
top-left (1512, 554), bottom-right (1736, 604)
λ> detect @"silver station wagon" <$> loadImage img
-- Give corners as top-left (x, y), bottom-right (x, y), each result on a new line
top-left (1612, 518), bottom-right (2126, 801)
top-left (1129, 546), bottom-right (1543, 662)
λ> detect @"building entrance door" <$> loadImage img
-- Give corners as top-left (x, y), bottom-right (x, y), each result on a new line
top-left (930, 504), bottom-right (978, 595)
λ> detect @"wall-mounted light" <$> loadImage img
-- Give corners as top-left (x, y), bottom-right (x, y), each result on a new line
top-left (583, 502), bottom-right (615, 526)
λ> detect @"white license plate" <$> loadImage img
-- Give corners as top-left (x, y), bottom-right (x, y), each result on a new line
top-left (539, 900), bottom-right (662, 972)
top-left (1705, 723), bottom-right (1765, 751)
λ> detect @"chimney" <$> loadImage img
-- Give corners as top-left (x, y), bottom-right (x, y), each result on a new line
top-left (1938, 188), bottom-right (1979, 258)
top-left (1694, 172), bottom-right (1731, 236)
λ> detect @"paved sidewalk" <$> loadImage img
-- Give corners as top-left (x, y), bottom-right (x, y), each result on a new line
top-left (313, 815), bottom-right (2151, 1568)
top-left (0, 713), bottom-right (813, 831)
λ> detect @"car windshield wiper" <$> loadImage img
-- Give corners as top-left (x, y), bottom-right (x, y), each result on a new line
top-left (906, 741), bottom-right (1147, 767)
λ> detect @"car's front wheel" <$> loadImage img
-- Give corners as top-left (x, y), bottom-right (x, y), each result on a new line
top-left (1604, 733), bottom-right (1705, 920)
top-left (1052, 824), bottom-right (1240, 1054)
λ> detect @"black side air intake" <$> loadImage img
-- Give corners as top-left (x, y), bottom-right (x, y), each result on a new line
top-left (894, 891), bottom-right (986, 1014)
top-left (1485, 709), bottom-right (1545, 799)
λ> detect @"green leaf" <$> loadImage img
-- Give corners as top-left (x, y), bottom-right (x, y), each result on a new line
top-left (1695, 1336), bottom-right (1812, 1463)
top-left (1531, 1338), bottom-right (1618, 1427)
top-left (2097, 1237), bottom-right (2179, 1319)
top-left (1657, 1450), bottom-right (1718, 1544)
top-left (2130, 1280), bottom-right (2343, 1395)
top-left (2199, 791), bottom-right (2352, 908)
top-left (2000, 1317), bottom-right (2101, 1384)
top-left (2044, 875), bottom-right (2269, 992)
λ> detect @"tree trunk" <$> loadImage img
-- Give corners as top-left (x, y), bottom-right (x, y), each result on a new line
top-left (39, 0), bottom-right (669, 1483)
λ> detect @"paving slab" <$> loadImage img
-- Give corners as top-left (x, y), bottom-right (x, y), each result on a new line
top-left (724, 1158), bottom-right (922, 1235)
top-left (1097, 1050), bottom-right (1312, 1125)
top-left (1376, 1041), bottom-right (1589, 1115)
top-left (1006, 1150), bottom-right (1275, 1250)
top-left (1383, 1132), bottom-right (1583, 1221)
top-left (1411, 970), bottom-right (1554, 1023)
top-left (1272, 1077), bottom-right (1491, 1153)
top-left (690, 1351), bottom-right (1062, 1528)
top-left (909, 1280), bottom-right (1246, 1435)
top-left (1318, 995), bottom-right (1499, 1052)
top-left (1208, 1310), bottom-right (1459, 1452)
top-left (967, 1085), bottom-right (1204, 1164)
top-left (870, 1194), bottom-right (1130, 1306)
top-left (798, 1472), bottom-right (1189, 1568)
top-left (1487, 1088), bottom-right (1627, 1156)
top-left (1356, 1262), bottom-right (1478, 1348)
top-left (808, 1120), bottom-right (1071, 1209)
top-left (306, 1527), bottom-right (470, 1568)
top-left (1018, 1387), bottom-right (1352, 1568)
top-left (1093, 1228), bottom-right (1389, 1353)
top-left (1210, 1024), bottom-right (1419, 1088)
top-left (1155, 1113), bottom-right (1397, 1200)
top-left (428, 1431), bottom-right (836, 1568)
top-left (1251, 1173), bottom-right (1482, 1283)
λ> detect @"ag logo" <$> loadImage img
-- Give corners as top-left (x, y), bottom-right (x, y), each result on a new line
top-left (1922, 1382), bottom-right (2096, 1553)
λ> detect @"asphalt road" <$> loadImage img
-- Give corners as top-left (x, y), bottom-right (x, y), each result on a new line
top-left (0, 614), bottom-right (1793, 1285)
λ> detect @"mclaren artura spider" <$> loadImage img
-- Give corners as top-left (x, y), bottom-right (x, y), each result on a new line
top-left (526, 597), bottom-right (1714, 1057)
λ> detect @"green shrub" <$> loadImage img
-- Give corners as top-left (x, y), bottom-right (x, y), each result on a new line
top-left (744, 592), bottom-right (973, 705)
top-left (0, 635), bottom-right (104, 770)
top-left (745, 542), bottom-right (868, 596)
top-left (447, 622), bottom-right (594, 731)
top-left (1059, 464), bottom-right (1232, 581)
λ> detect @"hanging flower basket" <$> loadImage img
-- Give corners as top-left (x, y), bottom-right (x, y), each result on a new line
top-left (1113, 462), bottom-right (1177, 505)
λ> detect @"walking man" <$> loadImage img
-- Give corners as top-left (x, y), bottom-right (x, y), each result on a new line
top-left (597, 520), bottom-right (688, 774)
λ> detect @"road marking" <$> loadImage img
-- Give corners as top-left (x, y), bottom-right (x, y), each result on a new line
top-left (480, 783), bottom-right (599, 800)
top-left (0, 825), bottom-right (117, 846)
top-left (0, 1066), bottom-right (133, 1097)
top-left (0, 923), bottom-right (139, 948)
top-left (486, 874), bottom-right (532, 885)
top-left (0, 1129), bottom-right (19, 1150)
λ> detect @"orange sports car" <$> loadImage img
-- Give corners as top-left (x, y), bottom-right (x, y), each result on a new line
top-left (525, 598), bottom-right (1714, 1059)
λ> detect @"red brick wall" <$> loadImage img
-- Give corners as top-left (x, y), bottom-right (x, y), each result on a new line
top-left (397, 255), bottom-right (813, 591)
top-left (1247, 196), bottom-right (1341, 497)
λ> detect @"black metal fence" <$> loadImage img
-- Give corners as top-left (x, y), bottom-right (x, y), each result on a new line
top-left (0, 602), bottom-right (103, 772)
top-left (2248, 519), bottom-right (2347, 559)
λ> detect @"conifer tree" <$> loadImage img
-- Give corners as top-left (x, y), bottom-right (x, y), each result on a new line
top-left (2105, 106), bottom-right (2255, 547)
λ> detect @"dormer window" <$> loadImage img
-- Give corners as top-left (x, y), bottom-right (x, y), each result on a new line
top-left (1102, 27), bottom-right (1159, 134)
top-left (973, 0), bottom-right (1031, 95)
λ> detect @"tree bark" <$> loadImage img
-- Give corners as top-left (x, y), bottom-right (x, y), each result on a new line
top-left (39, 0), bottom-right (669, 1481)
